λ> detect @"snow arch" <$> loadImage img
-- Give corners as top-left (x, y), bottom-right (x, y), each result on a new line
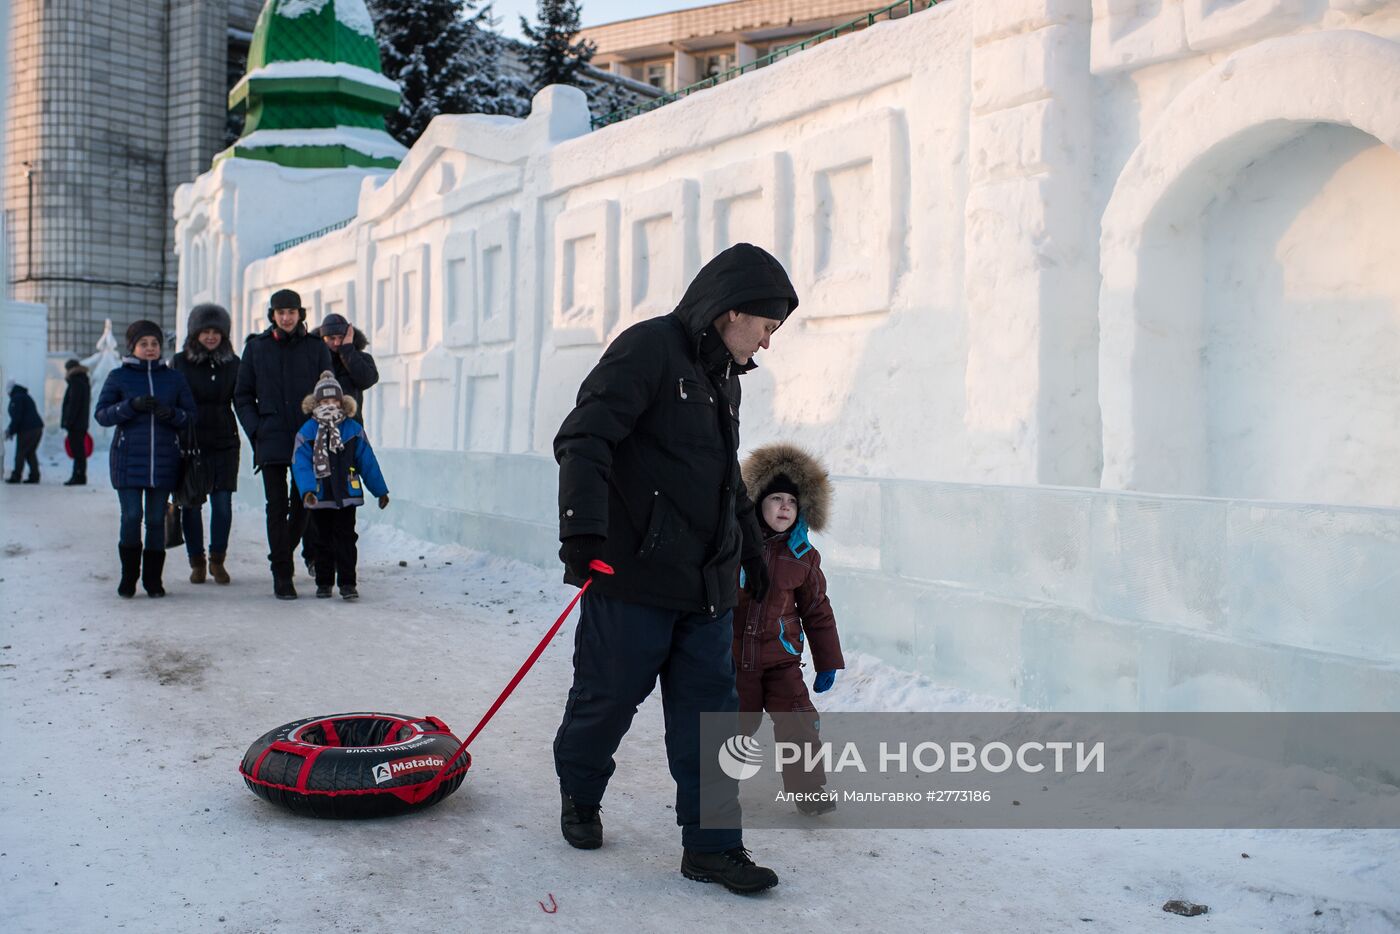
top-left (1098, 30), bottom-right (1400, 504)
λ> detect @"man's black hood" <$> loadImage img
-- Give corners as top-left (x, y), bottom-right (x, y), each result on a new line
top-left (669, 243), bottom-right (798, 345)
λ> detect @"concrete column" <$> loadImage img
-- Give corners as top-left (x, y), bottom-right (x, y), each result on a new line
top-left (735, 40), bottom-right (758, 68)
top-left (672, 49), bottom-right (698, 89)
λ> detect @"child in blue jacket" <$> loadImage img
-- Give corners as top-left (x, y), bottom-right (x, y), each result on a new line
top-left (292, 371), bottom-right (388, 601)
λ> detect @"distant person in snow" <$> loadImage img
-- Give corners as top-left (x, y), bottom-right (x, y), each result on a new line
top-left (291, 371), bottom-right (389, 602)
top-left (60, 358), bottom-right (91, 486)
top-left (301, 312), bottom-right (378, 581)
top-left (5, 381), bottom-right (45, 484)
top-left (171, 304), bottom-right (242, 586)
top-left (94, 320), bottom-right (198, 598)
top-left (552, 242), bottom-right (797, 895)
top-left (733, 443), bottom-right (845, 815)
top-left (234, 289), bottom-right (332, 600)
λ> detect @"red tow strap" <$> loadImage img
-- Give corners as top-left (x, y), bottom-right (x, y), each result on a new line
top-left (407, 559), bottom-right (614, 804)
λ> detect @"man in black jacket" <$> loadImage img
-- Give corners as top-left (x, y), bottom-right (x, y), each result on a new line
top-left (61, 359), bottom-right (91, 485)
top-left (234, 288), bottom-right (332, 599)
top-left (301, 312), bottom-right (379, 578)
top-left (552, 243), bottom-right (797, 895)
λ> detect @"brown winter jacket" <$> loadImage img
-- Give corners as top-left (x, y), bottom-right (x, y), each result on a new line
top-left (733, 532), bottom-right (844, 673)
top-left (731, 442), bottom-right (844, 673)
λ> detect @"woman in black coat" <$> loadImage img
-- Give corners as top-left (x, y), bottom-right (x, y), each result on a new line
top-left (172, 304), bottom-right (241, 585)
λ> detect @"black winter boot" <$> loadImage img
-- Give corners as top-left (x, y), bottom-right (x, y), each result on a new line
top-left (273, 577), bottom-right (297, 600)
top-left (22, 473), bottom-right (39, 484)
top-left (560, 792), bottom-right (602, 849)
top-left (117, 545), bottom-right (142, 598)
top-left (681, 847), bottom-right (780, 894)
top-left (3, 473), bottom-right (19, 484)
top-left (142, 549), bottom-right (166, 597)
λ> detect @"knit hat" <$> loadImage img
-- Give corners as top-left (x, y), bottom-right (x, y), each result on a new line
top-left (64, 358), bottom-right (81, 371)
top-left (732, 296), bottom-right (793, 323)
top-left (268, 288), bottom-right (305, 323)
top-left (311, 371), bottom-right (343, 405)
top-left (187, 302), bottom-right (231, 338)
top-left (125, 319), bottom-right (165, 352)
top-left (759, 472), bottom-right (800, 504)
top-left (318, 313), bottom-right (349, 337)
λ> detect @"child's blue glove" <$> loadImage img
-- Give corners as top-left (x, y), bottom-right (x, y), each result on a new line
top-left (814, 670), bottom-right (837, 693)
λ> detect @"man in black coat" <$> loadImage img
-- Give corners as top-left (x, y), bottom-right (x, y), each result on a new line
top-left (552, 243), bottom-right (798, 894)
top-left (234, 288), bottom-right (332, 599)
top-left (301, 312), bottom-right (379, 576)
top-left (5, 381), bottom-right (45, 484)
top-left (61, 359), bottom-right (91, 485)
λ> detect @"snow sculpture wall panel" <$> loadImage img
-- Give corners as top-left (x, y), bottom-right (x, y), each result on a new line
top-left (478, 210), bottom-right (518, 345)
top-left (410, 346), bottom-right (457, 451)
top-left (370, 254), bottom-right (396, 356)
top-left (397, 245), bottom-right (429, 354)
top-left (701, 153), bottom-right (792, 268)
top-left (462, 348), bottom-right (512, 453)
top-left (442, 231), bottom-right (476, 348)
top-left (551, 200), bottom-right (619, 347)
top-left (620, 179), bottom-right (699, 331)
top-left (792, 109), bottom-right (907, 320)
top-left (1182, 0), bottom-right (1305, 51)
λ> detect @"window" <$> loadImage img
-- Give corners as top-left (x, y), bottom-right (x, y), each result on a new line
top-left (644, 61), bottom-right (672, 91)
top-left (704, 53), bottom-right (734, 79)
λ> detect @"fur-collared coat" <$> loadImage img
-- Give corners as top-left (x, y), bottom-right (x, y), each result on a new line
top-left (733, 443), bottom-right (844, 673)
top-left (172, 336), bottom-right (241, 491)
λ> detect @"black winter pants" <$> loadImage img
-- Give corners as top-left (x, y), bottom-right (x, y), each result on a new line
top-left (10, 428), bottom-right (41, 479)
top-left (554, 591), bottom-right (743, 853)
top-left (66, 429), bottom-right (86, 479)
top-left (261, 464), bottom-right (307, 579)
top-left (310, 507), bottom-right (358, 587)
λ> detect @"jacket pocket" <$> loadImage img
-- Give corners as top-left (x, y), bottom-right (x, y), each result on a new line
top-left (673, 377), bottom-right (722, 448)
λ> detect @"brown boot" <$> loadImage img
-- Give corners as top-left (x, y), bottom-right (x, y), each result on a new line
top-left (208, 552), bottom-right (230, 585)
top-left (189, 554), bottom-right (207, 584)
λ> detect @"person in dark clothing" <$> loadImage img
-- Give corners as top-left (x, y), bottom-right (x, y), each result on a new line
top-left (301, 313), bottom-right (378, 577)
top-left (61, 359), bottom-right (91, 485)
top-left (5, 381), bottom-right (44, 484)
top-left (291, 371), bottom-right (390, 601)
top-left (172, 303), bottom-right (241, 585)
top-left (552, 242), bottom-right (798, 895)
top-left (234, 288), bottom-right (333, 600)
top-left (94, 320), bottom-right (198, 597)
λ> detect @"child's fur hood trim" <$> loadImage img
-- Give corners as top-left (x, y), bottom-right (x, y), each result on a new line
top-left (741, 443), bottom-right (832, 533)
top-left (301, 394), bottom-right (358, 418)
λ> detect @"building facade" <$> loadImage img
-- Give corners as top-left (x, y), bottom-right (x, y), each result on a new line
top-left (578, 0), bottom-right (889, 92)
top-left (3, 0), bottom-right (265, 353)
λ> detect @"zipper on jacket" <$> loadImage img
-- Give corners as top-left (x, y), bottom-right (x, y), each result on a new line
top-left (147, 362), bottom-right (156, 487)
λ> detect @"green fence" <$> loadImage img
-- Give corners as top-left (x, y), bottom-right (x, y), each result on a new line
top-left (272, 216), bottom-right (355, 255)
top-left (591, 0), bottom-right (941, 130)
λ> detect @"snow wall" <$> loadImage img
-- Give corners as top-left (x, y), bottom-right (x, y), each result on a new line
top-left (173, 0), bottom-right (1400, 712)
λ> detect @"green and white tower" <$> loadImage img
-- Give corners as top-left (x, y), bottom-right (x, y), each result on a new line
top-left (221, 0), bottom-right (406, 169)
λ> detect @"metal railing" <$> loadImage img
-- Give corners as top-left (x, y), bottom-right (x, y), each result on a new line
top-left (590, 0), bottom-right (940, 130)
top-left (272, 216), bottom-right (354, 254)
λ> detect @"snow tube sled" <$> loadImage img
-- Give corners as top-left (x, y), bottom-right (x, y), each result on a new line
top-left (240, 713), bottom-right (470, 818)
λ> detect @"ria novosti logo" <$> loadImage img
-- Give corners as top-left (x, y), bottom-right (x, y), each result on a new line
top-left (372, 755), bottom-right (446, 784)
top-left (717, 735), bottom-right (764, 781)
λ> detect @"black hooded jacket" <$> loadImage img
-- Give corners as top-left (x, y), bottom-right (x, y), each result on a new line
top-left (61, 367), bottom-right (90, 434)
top-left (554, 243), bottom-right (799, 615)
top-left (234, 323), bottom-right (332, 467)
top-left (308, 323), bottom-right (378, 423)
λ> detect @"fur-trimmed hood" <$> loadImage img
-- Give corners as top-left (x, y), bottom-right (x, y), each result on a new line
top-left (301, 393), bottom-right (358, 418)
top-left (741, 442), bottom-right (832, 533)
top-left (309, 323), bottom-right (368, 351)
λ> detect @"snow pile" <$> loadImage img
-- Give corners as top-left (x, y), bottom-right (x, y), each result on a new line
top-left (234, 126), bottom-right (408, 159)
top-left (239, 59), bottom-right (400, 94)
top-left (275, 0), bottom-right (376, 39)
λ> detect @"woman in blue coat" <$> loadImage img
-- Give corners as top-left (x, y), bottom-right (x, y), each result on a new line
top-left (95, 320), bottom-right (197, 598)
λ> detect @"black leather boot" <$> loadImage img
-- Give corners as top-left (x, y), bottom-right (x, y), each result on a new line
top-left (560, 792), bottom-right (602, 849)
top-left (117, 545), bottom-right (142, 598)
top-left (680, 847), bottom-right (780, 894)
top-left (142, 549), bottom-right (166, 597)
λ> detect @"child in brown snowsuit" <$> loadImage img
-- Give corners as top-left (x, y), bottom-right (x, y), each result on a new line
top-left (734, 443), bottom-right (845, 815)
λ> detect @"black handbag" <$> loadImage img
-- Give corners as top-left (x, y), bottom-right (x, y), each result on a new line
top-left (172, 424), bottom-right (209, 509)
top-left (164, 502), bottom-right (184, 548)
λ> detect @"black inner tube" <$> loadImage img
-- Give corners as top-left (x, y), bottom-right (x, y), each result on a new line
top-left (299, 716), bottom-right (413, 747)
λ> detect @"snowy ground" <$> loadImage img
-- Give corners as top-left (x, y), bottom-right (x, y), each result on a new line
top-left (1, 461), bottom-right (1397, 933)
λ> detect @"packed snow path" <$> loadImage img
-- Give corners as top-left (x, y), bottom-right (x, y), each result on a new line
top-left (1, 473), bottom-right (1396, 932)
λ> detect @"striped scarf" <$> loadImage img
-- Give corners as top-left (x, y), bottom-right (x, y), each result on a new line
top-left (311, 402), bottom-right (346, 479)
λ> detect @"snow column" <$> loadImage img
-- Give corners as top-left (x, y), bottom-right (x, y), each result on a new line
top-left (963, 0), bottom-right (1099, 486)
